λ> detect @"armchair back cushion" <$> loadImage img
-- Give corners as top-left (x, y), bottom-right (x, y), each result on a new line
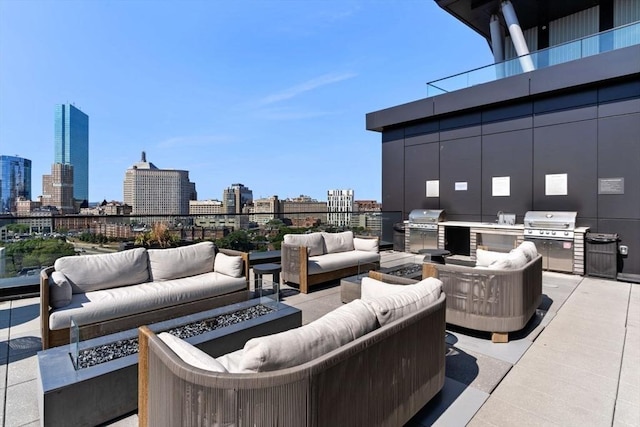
top-left (491, 248), bottom-right (528, 270)
top-left (322, 231), bottom-right (355, 253)
top-left (475, 248), bottom-right (509, 267)
top-left (283, 233), bottom-right (324, 256)
top-left (148, 242), bottom-right (215, 281)
top-left (54, 247), bottom-right (149, 293)
top-left (239, 299), bottom-right (377, 372)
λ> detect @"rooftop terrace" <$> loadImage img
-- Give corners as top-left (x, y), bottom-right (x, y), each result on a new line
top-left (1, 250), bottom-right (638, 426)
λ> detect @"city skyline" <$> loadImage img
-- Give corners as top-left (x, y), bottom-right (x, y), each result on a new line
top-left (0, 1), bottom-right (491, 202)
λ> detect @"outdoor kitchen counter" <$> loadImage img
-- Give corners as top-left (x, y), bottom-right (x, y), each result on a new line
top-left (438, 221), bottom-right (524, 230)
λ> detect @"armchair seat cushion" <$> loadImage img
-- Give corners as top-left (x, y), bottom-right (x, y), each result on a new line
top-left (49, 272), bottom-right (247, 330)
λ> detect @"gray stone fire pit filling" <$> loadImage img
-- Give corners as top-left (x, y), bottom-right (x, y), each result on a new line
top-left (76, 304), bottom-right (274, 368)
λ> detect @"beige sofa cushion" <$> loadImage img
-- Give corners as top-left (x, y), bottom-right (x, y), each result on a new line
top-left (322, 231), bottom-right (355, 253)
top-left (353, 237), bottom-right (379, 253)
top-left (49, 271), bottom-right (72, 308)
top-left (158, 332), bottom-right (228, 372)
top-left (49, 272), bottom-right (247, 330)
top-left (54, 247), bottom-right (149, 293)
top-left (148, 242), bottom-right (215, 281)
top-left (475, 248), bottom-right (510, 267)
top-left (307, 251), bottom-right (380, 275)
top-left (365, 277), bottom-right (442, 326)
top-left (284, 233), bottom-right (324, 256)
top-left (239, 299), bottom-right (377, 373)
top-left (214, 252), bottom-right (243, 278)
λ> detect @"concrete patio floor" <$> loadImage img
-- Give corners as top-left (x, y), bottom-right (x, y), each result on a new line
top-left (1, 251), bottom-right (638, 426)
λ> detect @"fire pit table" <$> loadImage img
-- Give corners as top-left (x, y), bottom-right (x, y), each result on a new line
top-left (340, 261), bottom-right (424, 303)
top-left (37, 294), bottom-right (301, 427)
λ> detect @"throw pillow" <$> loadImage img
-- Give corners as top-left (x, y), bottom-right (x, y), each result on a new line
top-left (283, 233), bottom-right (324, 256)
top-left (240, 299), bottom-right (377, 372)
top-left (49, 271), bottom-right (72, 309)
top-left (475, 248), bottom-right (509, 267)
top-left (360, 276), bottom-right (409, 300)
top-left (365, 277), bottom-right (442, 326)
top-left (322, 231), bottom-right (355, 254)
top-left (158, 332), bottom-right (228, 373)
top-left (353, 237), bottom-right (379, 253)
top-left (214, 252), bottom-right (244, 278)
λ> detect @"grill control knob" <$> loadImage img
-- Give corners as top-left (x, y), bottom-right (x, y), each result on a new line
top-left (564, 231), bottom-right (569, 236)
top-left (528, 230), bottom-right (532, 234)
top-left (552, 231), bottom-right (556, 235)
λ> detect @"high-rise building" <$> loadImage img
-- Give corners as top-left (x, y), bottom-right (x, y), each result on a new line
top-left (0, 155), bottom-right (31, 213)
top-left (223, 183), bottom-right (253, 214)
top-left (327, 189), bottom-right (354, 227)
top-left (42, 163), bottom-right (75, 213)
top-left (54, 103), bottom-right (89, 203)
top-left (123, 152), bottom-right (197, 215)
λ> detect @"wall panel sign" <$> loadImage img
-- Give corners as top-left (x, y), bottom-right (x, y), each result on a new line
top-left (598, 177), bottom-right (624, 195)
top-left (545, 173), bottom-right (568, 196)
top-left (455, 182), bottom-right (468, 191)
top-left (426, 180), bottom-right (440, 197)
top-left (492, 176), bottom-right (511, 197)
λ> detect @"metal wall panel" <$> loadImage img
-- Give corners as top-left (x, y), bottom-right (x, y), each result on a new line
top-left (614, 0), bottom-right (640, 25)
top-left (404, 143), bottom-right (440, 213)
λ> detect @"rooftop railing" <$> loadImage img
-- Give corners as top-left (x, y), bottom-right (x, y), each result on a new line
top-left (426, 21), bottom-right (640, 96)
top-left (0, 211), bottom-right (403, 295)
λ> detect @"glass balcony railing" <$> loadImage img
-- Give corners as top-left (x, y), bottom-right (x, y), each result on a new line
top-left (0, 210), bottom-right (403, 293)
top-left (426, 21), bottom-right (640, 96)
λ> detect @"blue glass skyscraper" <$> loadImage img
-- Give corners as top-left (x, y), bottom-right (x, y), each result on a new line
top-left (0, 155), bottom-right (32, 213)
top-left (54, 104), bottom-right (89, 203)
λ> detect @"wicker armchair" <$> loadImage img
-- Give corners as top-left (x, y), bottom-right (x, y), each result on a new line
top-left (423, 254), bottom-right (543, 342)
top-left (138, 278), bottom-right (446, 427)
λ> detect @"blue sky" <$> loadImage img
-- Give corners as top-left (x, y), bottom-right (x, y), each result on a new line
top-left (0, 0), bottom-right (491, 203)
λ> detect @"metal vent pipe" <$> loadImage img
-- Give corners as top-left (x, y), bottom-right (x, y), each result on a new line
top-left (501, 0), bottom-right (535, 72)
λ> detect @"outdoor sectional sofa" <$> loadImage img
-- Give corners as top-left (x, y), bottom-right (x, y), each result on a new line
top-left (281, 231), bottom-right (380, 293)
top-left (40, 241), bottom-right (250, 349)
top-left (138, 271), bottom-right (446, 427)
top-left (423, 242), bottom-right (543, 342)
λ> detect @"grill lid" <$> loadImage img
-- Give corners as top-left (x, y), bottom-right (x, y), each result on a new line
top-left (408, 209), bottom-right (446, 223)
top-left (524, 211), bottom-right (577, 240)
top-left (524, 211), bottom-right (577, 230)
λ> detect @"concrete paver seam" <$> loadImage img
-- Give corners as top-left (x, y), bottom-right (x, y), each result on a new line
top-left (611, 284), bottom-right (633, 426)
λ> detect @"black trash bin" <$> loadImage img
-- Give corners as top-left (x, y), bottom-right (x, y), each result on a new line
top-left (393, 222), bottom-right (406, 252)
top-left (585, 232), bottom-right (619, 279)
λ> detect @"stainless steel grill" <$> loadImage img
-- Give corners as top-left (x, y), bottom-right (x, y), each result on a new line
top-left (524, 211), bottom-right (577, 273)
top-left (408, 209), bottom-right (446, 230)
top-left (524, 211), bottom-right (577, 240)
top-left (408, 209), bottom-right (445, 253)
